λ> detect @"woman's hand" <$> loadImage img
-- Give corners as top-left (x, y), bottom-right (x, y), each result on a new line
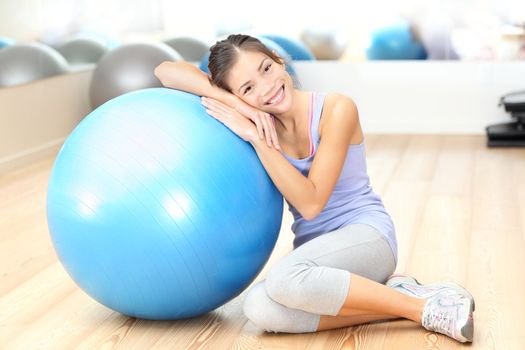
top-left (233, 100), bottom-right (281, 150)
top-left (201, 97), bottom-right (260, 143)
top-left (201, 97), bottom-right (280, 149)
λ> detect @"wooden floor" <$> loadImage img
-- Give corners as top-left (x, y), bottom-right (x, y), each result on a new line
top-left (1, 134), bottom-right (525, 349)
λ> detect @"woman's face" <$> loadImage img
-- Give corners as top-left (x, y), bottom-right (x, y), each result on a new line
top-left (226, 50), bottom-right (293, 114)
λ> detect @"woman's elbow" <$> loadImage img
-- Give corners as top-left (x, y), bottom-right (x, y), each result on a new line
top-left (153, 62), bottom-right (169, 83)
top-left (301, 204), bottom-right (321, 221)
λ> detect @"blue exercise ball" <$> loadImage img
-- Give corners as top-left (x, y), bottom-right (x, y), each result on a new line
top-left (200, 37), bottom-right (297, 83)
top-left (0, 37), bottom-right (15, 49)
top-left (366, 22), bottom-right (427, 60)
top-left (199, 51), bottom-right (210, 73)
top-left (261, 34), bottom-right (315, 61)
top-left (47, 88), bottom-right (283, 320)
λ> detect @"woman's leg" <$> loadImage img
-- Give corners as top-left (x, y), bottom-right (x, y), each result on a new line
top-left (317, 275), bottom-right (427, 331)
top-left (317, 312), bottom-right (402, 331)
top-left (244, 223), bottom-right (427, 332)
top-left (263, 224), bottom-right (404, 315)
top-left (337, 273), bottom-right (427, 320)
top-left (243, 280), bottom-right (405, 333)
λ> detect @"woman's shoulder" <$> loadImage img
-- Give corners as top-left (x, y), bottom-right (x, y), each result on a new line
top-left (318, 92), bottom-right (359, 136)
top-left (319, 93), bottom-right (362, 143)
top-left (322, 92), bottom-right (357, 111)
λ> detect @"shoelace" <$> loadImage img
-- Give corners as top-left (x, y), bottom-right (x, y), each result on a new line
top-left (424, 307), bottom-right (454, 336)
top-left (402, 283), bottom-right (441, 295)
top-left (398, 280), bottom-right (476, 313)
top-left (423, 293), bottom-right (463, 337)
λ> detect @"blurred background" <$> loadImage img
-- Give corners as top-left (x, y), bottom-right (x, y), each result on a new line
top-left (1, 0), bottom-right (525, 173)
top-left (1, 0), bottom-right (524, 61)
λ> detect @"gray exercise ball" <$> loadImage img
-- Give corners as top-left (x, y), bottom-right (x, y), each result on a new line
top-left (57, 38), bottom-right (108, 65)
top-left (300, 26), bottom-right (349, 60)
top-left (0, 43), bottom-right (69, 87)
top-left (163, 36), bottom-right (209, 61)
top-left (89, 42), bottom-right (182, 108)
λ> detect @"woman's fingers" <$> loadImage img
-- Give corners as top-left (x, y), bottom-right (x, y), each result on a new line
top-left (204, 109), bottom-right (218, 121)
top-left (269, 115), bottom-right (280, 150)
top-left (216, 99), bottom-right (265, 143)
top-left (266, 115), bottom-right (280, 150)
top-left (252, 113), bottom-right (264, 140)
top-left (202, 97), bottom-right (231, 115)
top-left (260, 114), bottom-right (272, 147)
top-left (204, 108), bottom-right (225, 124)
top-left (202, 98), bottom-right (281, 149)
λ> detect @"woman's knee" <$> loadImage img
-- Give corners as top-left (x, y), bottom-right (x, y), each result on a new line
top-left (264, 259), bottom-right (315, 307)
top-left (243, 281), bottom-right (279, 332)
top-left (374, 239), bottom-right (397, 284)
top-left (243, 280), bottom-right (320, 334)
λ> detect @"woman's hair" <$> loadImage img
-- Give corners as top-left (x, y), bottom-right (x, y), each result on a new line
top-left (207, 34), bottom-right (286, 93)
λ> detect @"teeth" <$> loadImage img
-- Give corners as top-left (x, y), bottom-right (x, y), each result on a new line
top-left (268, 86), bottom-right (284, 105)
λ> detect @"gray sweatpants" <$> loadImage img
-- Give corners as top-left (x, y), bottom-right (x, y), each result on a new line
top-left (243, 223), bottom-right (396, 333)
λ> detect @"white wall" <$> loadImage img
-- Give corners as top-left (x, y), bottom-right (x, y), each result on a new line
top-left (295, 61), bottom-right (525, 133)
top-left (0, 70), bottom-right (92, 174)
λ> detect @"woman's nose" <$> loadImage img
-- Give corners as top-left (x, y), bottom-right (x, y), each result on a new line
top-left (261, 82), bottom-right (275, 98)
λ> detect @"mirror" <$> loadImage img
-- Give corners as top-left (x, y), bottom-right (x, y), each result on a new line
top-left (0, 0), bottom-right (524, 89)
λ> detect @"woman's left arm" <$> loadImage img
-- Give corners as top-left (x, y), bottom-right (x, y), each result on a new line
top-left (250, 95), bottom-right (359, 220)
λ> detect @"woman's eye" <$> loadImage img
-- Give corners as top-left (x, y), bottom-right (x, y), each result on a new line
top-left (264, 63), bottom-right (272, 72)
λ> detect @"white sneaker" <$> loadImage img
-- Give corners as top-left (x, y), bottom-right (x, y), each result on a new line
top-left (422, 292), bottom-right (474, 343)
top-left (386, 274), bottom-right (475, 312)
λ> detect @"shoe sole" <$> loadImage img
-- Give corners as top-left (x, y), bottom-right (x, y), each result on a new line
top-left (460, 312), bottom-right (474, 343)
top-left (387, 274), bottom-right (476, 312)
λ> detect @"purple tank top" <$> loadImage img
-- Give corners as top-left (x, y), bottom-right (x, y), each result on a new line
top-left (280, 92), bottom-right (398, 265)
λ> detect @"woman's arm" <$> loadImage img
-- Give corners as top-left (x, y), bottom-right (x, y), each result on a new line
top-left (200, 93), bottom-right (359, 220)
top-left (154, 61), bottom-right (240, 108)
top-left (249, 94), bottom-right (359, 220)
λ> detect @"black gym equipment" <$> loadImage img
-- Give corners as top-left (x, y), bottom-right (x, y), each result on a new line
top-left (486, 90), bottom-right (525, 147)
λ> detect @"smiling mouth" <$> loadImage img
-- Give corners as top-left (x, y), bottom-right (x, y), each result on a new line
top-left (265, 84), bottom-right (285, 105)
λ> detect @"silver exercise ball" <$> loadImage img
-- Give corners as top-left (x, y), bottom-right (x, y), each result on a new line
top-left (300, 26), bottom-right (349, 60)
top-left (163, 36), bottom-right (209, 61)
top-left (0, 43), bottom-right (69, 87)
top-left (89, 42), bottom-right (182, 109)
top-left (57, 38), bottom-right (108, 65)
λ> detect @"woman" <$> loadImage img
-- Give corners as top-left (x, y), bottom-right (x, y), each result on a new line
top-left (154, 34), bottom-right (475, 343)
